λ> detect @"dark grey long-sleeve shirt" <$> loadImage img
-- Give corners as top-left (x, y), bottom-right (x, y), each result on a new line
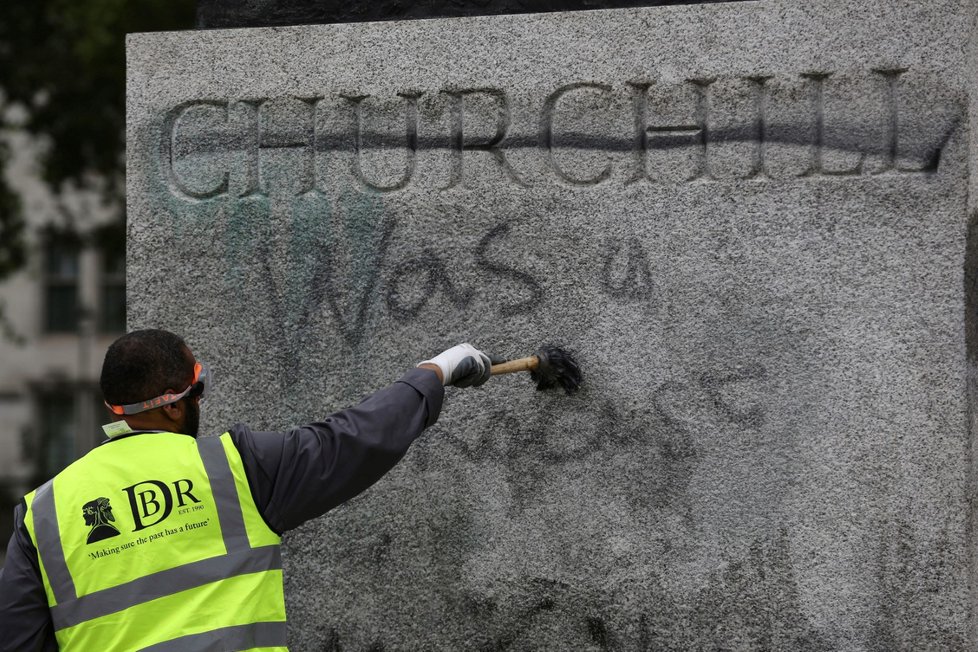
top-left (0, 368), bottom-right (443, 651)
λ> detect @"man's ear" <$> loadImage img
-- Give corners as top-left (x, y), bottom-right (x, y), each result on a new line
top-left (161, 394), bottom-right (185, 422)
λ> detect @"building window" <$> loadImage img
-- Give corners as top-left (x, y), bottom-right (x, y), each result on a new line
top-left (97, 222), bottom-right (126, 333)
top-left (43, 235), bottom-right (81, 333)
top-left (37, 391), bottom-right (76, 479)
top-left (99, 251), bottom-right (126, 333)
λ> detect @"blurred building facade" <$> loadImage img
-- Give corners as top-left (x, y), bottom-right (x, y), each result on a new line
top-left (0, 126), bottom-right (125, 557)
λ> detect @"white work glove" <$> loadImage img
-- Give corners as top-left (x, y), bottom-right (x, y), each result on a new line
top-left (419, 343), bottom-right (492, 387)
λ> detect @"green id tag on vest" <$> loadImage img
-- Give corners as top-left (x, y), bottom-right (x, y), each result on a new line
top-left (102, 421), bottom-right (134, 438)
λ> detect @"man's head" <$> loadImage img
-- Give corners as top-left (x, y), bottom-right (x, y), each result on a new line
top-left (100, 329), bottom-right (201, 436)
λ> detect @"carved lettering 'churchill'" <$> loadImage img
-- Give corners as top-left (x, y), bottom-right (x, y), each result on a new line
top-left (440, 88), bottom-right (526, 190)
top-left (160, 69), bottom-right (954, 199)
top-left (344, 92), bottom-right (421, 192)
top-left (542, 82), bottom-right (614, 186)
top-left (236, 96), bottom-right (321, 198)
top-left (162, 100), bottom-right (230, 200)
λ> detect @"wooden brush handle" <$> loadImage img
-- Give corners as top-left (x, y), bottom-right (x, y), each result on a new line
top-left (491, 355), bottom-right (540, 375)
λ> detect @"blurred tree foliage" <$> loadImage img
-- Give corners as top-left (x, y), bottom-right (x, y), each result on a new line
top-left (0, 0), bottom-right (196, 287)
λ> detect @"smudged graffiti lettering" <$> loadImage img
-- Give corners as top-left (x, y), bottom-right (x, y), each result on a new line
top-left (305, 528), bottom-right (844, 651)
top-left (699, 362), bottom-right (768, 427)
top-left (418, 363), bottom-right (769, 515)
top-left (601, 239), bottom-right (654, 300)
top-left (317, 578), bottom-right (614, 651)
top-left (441, 364), bottom-right (768, 467)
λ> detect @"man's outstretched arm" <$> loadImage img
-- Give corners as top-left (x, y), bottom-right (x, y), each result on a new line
top-left (232, 344), bottom-right (492, 533)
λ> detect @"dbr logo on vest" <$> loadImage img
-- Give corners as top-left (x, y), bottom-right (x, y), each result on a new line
top-left (82, 497), bottom-right (121, 544)
top-left (123, 479), bottom-right (201, 531)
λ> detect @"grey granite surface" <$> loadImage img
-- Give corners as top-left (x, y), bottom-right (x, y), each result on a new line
top-left (128, 1), bottom-right (978, 648)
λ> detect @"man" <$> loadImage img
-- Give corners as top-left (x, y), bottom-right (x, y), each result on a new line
top-left (0, 329), bottom-right (492, 651)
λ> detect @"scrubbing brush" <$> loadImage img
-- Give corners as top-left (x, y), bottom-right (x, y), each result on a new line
top-left (490, 345), bottom-right (583, 394)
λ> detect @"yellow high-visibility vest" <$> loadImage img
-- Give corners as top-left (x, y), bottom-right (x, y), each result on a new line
top-left (23, 432), bottom-right (287, 651)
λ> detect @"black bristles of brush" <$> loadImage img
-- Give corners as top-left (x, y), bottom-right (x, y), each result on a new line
top-left (530, 346), bottom-right (583, 395)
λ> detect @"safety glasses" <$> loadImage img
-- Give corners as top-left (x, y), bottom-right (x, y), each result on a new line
top-left (105, 361), bottom-right (210, 416)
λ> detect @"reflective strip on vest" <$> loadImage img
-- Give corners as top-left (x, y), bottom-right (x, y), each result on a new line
top-left (50, 545), bottom-right (282, 630)
top-left (139, 621), bottom-right (289, 652)
top-left (32, 480), bottom-right (77, 604)
top-left (26, 433), bottom-right (286, 651)
top-left (198, 436), bottom-right (250, 553)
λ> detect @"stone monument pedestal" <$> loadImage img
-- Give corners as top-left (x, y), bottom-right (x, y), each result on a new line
top-left (127, 1), bottom-right (978, 647)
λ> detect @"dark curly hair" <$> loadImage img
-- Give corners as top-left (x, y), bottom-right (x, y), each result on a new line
top-left (100, 329), bottom-right (193, 406)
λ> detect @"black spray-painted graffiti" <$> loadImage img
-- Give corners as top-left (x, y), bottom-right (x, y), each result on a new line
top-left (384, 223), bottom-right (543, 321)
top-left (601, 239), bottom-right (654, 300)
top-left (382, 227), bottom-right (657, 332)
top-left (234, 209), bottom-right (548, 379)
top-left (237, 201), bottom-right (651, 375)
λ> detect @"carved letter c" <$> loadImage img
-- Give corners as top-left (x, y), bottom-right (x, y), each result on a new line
top-left (161, 100), bottom-right (230, 201)
top-left (541, 83), bottom-right (614, 186)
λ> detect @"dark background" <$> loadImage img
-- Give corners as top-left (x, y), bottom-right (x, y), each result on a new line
top-left (197, 0), bottom-right (747, 28)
